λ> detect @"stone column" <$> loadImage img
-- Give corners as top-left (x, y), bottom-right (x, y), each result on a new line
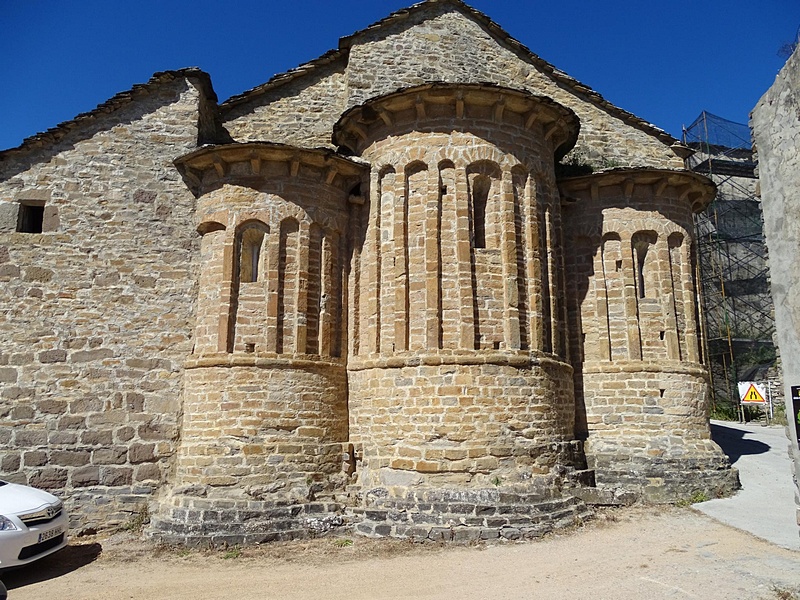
top-left (501, 168), bottom-right (521, 350)
top-left (319, 231), bottom-right (334, 357)
top-left (265, 230), bottom-right (281, 353)
top-left (393, 168), bottom-right (409, 353)
top-left (454, 164), bottom-right (474, 350)
top-left (425, 168), bottom-right (442, 350)
top-left (364, 171), bottom-right (381, 355)
top-left (379, 171), bottom-right (396, 355)
top-left (527, 175), bottom-right (544, 352)
top-left (218, 230), bottom-right (237, 353)
top-left (620, 232), bottom-right (643, 361)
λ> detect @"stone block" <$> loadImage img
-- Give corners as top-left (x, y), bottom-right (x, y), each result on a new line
top-left (1, 453), bottom-right (21, 472)
top-left (51, 450), bottom-right (91, 467)
top-left (92, 446), bottom-right (128, 465)
top-left (15, 430), bottom-right (48, 446)
top-left (72, 466), bottom-right (101, 487)
top-left (100, 467), bottom-right (133, 487)
top-left (38, 349), bottom-right (67, 363)
top-left (28, 467), bottom-right (68, 490)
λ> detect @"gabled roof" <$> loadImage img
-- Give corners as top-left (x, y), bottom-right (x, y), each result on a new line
top-left (0, 68), bottom-right (216, 160)
top-left (222, 0), bottom-right (679, 148)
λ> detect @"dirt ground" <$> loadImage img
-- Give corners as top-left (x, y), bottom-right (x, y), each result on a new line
top-left (4, 506), bottom-right (800, 600)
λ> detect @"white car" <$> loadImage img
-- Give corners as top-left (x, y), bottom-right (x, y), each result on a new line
top-left (0, 480), bottom-right (68, 569)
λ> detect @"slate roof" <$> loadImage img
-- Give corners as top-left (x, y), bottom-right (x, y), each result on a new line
top-left (221, 0), bottom-right (680, 148)
top-left (2, 0), bottom-right (681, 162)
top-left (0, 68), bottom-right (216, 159)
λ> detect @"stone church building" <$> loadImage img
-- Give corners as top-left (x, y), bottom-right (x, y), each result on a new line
top-left (0, 0), bottom-right (737, 544)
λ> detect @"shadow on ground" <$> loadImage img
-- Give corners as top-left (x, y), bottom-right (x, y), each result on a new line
top-left (2, 542), bottom-right (101, 591)
top-left (710, 422), bottom-right (771, 464)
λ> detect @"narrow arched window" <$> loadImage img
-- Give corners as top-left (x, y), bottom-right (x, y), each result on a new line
top-left (471, 175), bottom-right (490, 249)
top-left (238, 223), bottom-right (268, 283)
top-left (632, 231), bottom-right (658, 299)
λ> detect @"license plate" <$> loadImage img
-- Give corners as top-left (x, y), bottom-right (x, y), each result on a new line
top-left (38, 526), bottom-right (62, 543)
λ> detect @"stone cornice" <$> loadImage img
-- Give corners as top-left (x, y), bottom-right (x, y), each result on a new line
top-left (332, 82), bottom-right (579, 158)
top-left (558, 168), bottom-right (716, 213)
top-left (174, 142), bottom-right (368, 197)
top-left (185, 353), bottom-right (346, 370)
top-left (582, 360), bottom-right (709, 378)
top-left (347, 349), bottom-right (573, 372)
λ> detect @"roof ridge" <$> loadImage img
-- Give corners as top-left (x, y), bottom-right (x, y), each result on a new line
top-left (221, 0), bottom-right (678, 147)
top-left (1, 68), bottom-right (216, 158)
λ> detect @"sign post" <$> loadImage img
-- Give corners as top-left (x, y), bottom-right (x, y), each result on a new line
top-left (738, 381), bottom-right (769, 424)
top-left (791, 386), bottom-right (800, 449)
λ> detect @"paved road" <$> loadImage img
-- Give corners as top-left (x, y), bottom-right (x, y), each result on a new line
top-left (698, 419), bottom-right (799, 551)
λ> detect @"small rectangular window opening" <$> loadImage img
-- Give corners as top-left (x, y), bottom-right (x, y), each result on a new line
top-left (17, 203), bottom-right (44, 233)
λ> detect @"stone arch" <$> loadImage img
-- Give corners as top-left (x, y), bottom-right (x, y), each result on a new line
top-left (466, 160), bottom-right (502, 250)
top-left (631, 230), bottom-right (658, 300)
top-left (463, 145), bottom-right (507, 169)
top-left (236, 220), bottom-right (269, 284)
top-left (197, 220), bottom-right (226, 235)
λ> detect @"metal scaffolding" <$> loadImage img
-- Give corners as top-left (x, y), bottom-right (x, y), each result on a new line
top-left (683, 111), bottom-right (778, 417)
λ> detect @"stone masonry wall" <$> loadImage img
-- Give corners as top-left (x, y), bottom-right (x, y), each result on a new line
top-left (752, 45), bottom-right (800, 527)
top-left (0, 75), bottom-right (208, 533)
top-left (561, 171), bottom-right (739, 501)
top-left (149, 144), bottom-right (364, 544)
top-left (222, 58), bottom-right (348, 148)
top-left (347, 7), bottom-right (671, 168)
top-left (219, 5), bottom-right (681, 171)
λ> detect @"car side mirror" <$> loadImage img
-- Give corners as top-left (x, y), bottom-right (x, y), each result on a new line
top-left (0, 578), bottom-right (6, 600)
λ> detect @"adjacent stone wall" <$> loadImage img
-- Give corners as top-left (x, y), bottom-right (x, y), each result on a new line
top-left (0, 74), bottom-right (210, 532)
top-left (218, 4), bottom-right (681, 171)
top-left (752, 45), bottom-right (800, 528)
top-left (344, 5), bottom-right (682, 169)
top-left (222, 58), bottom-right (348, 148)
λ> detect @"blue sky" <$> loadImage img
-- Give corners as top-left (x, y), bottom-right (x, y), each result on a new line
top-left (2, 0), bottom-right (799, 151)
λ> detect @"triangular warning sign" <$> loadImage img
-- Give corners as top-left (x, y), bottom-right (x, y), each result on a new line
top-left (741, 384), bottom-right (766, 404)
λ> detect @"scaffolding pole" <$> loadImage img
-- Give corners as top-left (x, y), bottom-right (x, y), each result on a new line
top-left (683, 111), bottom-right (778, 418)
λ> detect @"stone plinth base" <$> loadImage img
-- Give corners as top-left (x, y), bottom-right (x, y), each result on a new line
top-left (349, 488), bottom-right (592, 542)
top-left (148, 494), bottom-right (346, 547)
top-left (586, 438), bottom-right (740, 503)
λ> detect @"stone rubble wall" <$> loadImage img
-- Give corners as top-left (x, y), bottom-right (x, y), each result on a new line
top-left (0, 76), bottom-right (208, 533)
top-left (223, 59), bottom-right (348, 148)
top-left (345, 8), bottom-right (681, 169)
top-left (751, 45), bottom-right (800, 528)
top-left (0, 2), bottom-right (738, 542)
top-left (223, 3), bottom-right (683, 169)
top-left (220, 5), bottom-right (681, 171)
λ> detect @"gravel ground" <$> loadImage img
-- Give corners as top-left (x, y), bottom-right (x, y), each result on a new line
top-left (3, 506), bottom-right (799, 600)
